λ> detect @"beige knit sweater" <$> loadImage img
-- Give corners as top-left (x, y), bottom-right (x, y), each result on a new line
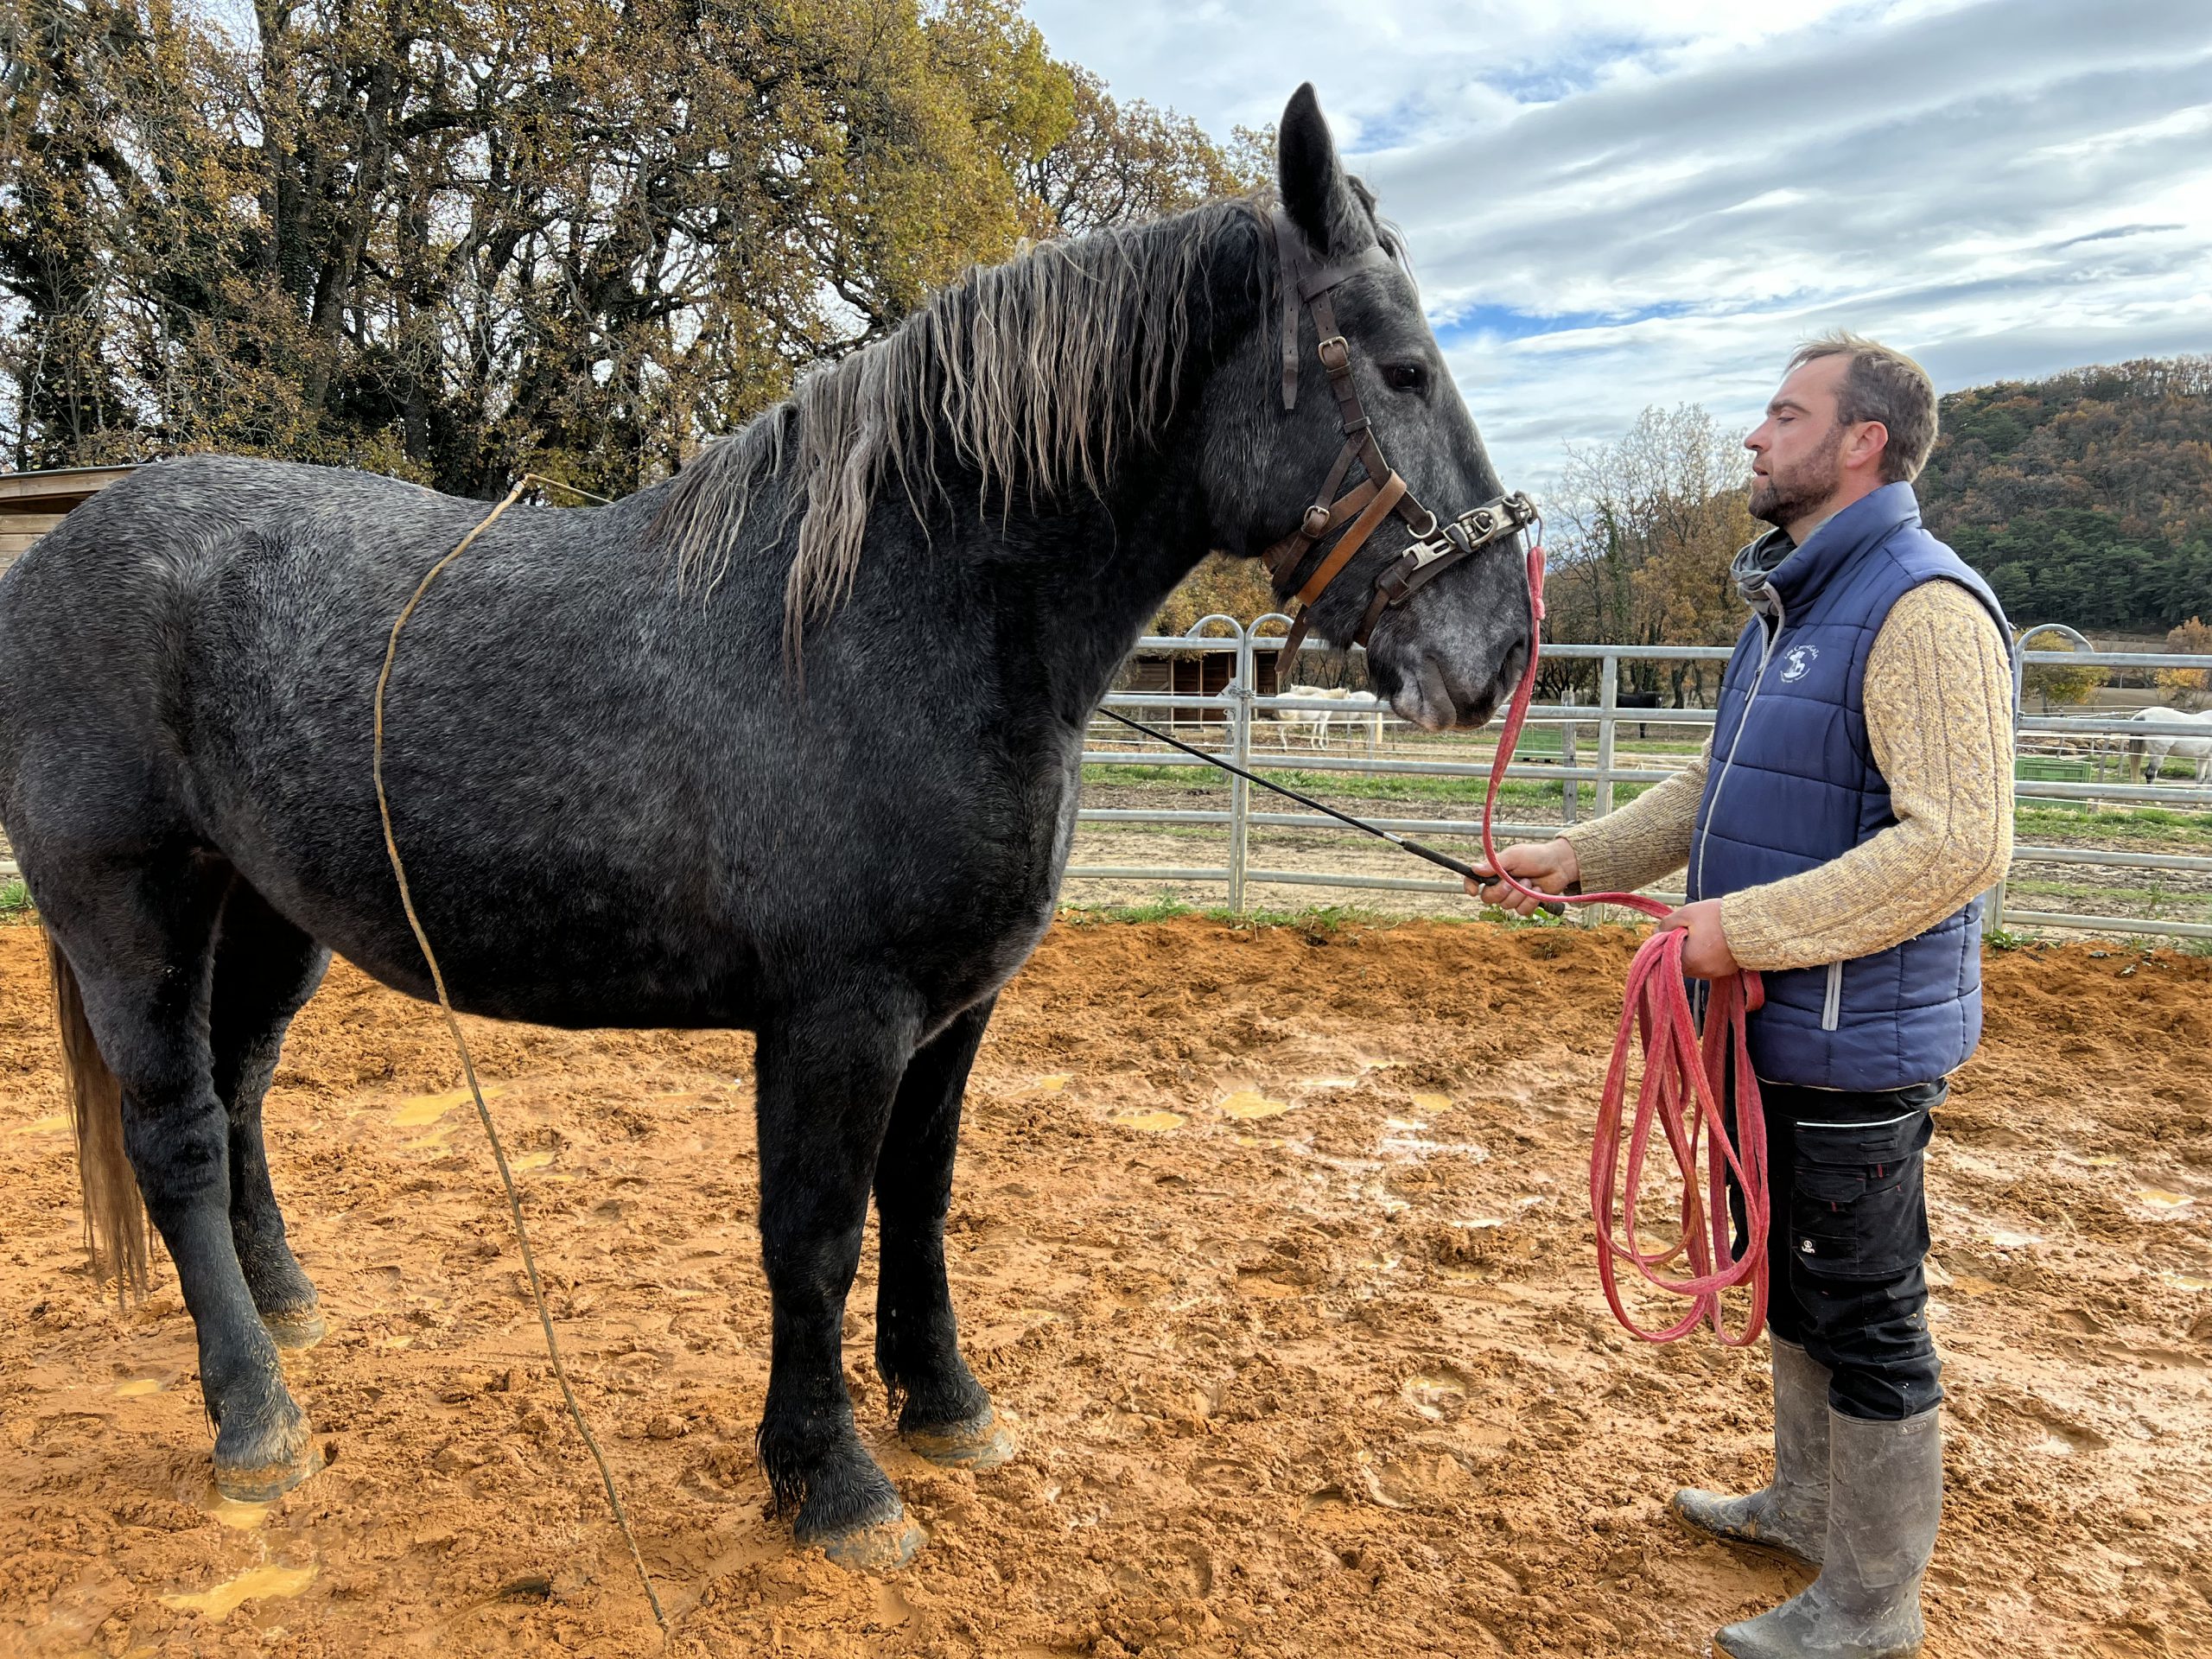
top-left (1557, 580), bottom-right (2014, 973)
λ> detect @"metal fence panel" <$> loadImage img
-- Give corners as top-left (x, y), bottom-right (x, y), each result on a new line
top-left (1069, 620), bottom-right (2212, 941)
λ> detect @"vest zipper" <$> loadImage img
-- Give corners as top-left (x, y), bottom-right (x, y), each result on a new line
top-left (1694, 589), bottom-right (1787, 902)
top-left (1821, 960), bottom-right (1843, 1031)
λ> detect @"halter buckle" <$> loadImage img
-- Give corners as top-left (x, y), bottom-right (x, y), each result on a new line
top-left (1449, 492), bottom-right (1539, 550)
top-left (1301, 505), bottom-right (1333, 538)
top-left (1316, 335), bottom-right (1350, 372)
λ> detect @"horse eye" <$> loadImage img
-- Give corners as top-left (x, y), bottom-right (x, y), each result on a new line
top-left (1382, 363), bottom-right (1428, 394)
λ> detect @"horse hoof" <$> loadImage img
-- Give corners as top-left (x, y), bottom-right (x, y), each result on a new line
top-left (213, 1432), bottom-right (322, 1503)
top-left (902, 1408), bottom-right (1017, 1471)
top-left (261, 1305), bottom-right (327, 1351)
top-left (213, 1391), bottom-right (319, 1503)
top-left (813, 1511), bottom-right (925, 1573)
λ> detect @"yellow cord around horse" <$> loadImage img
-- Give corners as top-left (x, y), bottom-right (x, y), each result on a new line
top-left (370, 474), bottom-right (668, 1634)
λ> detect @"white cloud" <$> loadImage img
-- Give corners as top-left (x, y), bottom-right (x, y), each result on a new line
top-left (1022, 0), bottom-right (2212, 491)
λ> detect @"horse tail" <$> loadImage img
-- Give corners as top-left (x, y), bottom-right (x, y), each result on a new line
top-left (2123, 711), bottom-right (2152, 781)
top-left (48, 936), bottom-right (149, 1300)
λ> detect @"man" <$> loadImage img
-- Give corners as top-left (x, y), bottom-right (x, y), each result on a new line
top-left (1471, 334), bottom-right (2014, 1659)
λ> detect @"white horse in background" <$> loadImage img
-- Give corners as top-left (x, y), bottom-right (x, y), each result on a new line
top-left (1268, 683), bottom-right (1385, 750)
top-left (2127, 706), bottom-right (2212, 783)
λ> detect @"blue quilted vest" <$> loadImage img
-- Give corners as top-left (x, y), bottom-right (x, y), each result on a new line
top-left (1688, 481), bottom-right (2011, 1090)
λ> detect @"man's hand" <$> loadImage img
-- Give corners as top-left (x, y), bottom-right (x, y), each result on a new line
top-left (1465, 837), bottom-right (1580, 918)
top-left (1656, 898), bottom-right (1740, 979)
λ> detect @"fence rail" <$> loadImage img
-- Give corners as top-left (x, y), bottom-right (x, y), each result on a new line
top-left (1069, 617), bottom-right (2212, 941)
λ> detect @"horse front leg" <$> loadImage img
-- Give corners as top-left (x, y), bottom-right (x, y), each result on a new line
top-left (753, 994), bottom-right (921, 1569)
top-left (874, 997), bottom-right (1014, 1470)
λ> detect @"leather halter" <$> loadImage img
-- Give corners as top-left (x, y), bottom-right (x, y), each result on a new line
top-left (1255, 208), bottom-right (1537, 667)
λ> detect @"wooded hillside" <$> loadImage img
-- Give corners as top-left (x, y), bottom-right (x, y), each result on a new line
top-left (1922, 356), bottom-right (2212, 632)
top-left (1534, 355), bottom-right (2212, 688)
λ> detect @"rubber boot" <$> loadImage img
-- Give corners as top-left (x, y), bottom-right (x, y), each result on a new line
top-left (1714, 1404), bottom-right (1942, 1659)
top-left (1672, 1338), bottom-right (1831, 1568)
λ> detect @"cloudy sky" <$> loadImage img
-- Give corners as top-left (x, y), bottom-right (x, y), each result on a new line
top-left (1022, 0), bottom-right (2212, 490)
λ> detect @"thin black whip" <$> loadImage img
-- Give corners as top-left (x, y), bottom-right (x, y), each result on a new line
top-left (1096, 706), bottom-right (1566, 913)
top-left (1097, 705), bottom-right (1483, 880)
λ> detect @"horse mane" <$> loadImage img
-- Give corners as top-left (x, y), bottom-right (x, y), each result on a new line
top-left (654, 194), bottom-right (1272, 640)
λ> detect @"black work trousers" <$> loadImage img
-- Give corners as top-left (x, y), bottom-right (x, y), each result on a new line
top-left (1729, 1075), bottom-right (1946, 1421)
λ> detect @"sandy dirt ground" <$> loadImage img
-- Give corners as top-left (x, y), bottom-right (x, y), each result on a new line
top-left (2, 919), bottom-right (2208, 1658)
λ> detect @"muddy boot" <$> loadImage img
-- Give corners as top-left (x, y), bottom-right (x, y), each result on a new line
top-left (1672, 1338), bottom-right (1831, 1568)
top-left (1714, 1404), bottom-right (1942, 1659)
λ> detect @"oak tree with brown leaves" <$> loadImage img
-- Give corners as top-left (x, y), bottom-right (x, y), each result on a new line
top-left (1, 0), bottom-right (1249, 499)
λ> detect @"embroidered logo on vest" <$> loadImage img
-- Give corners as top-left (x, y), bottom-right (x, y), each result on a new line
top-left (1779, 643), bottom-right (1820, 683)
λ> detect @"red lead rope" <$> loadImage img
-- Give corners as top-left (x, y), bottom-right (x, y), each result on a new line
top-left (1477, 543), bottom-right (1770, 1344)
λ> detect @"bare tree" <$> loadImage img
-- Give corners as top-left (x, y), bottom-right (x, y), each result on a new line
top-left (1545, 404), bottom-right (1759, 704)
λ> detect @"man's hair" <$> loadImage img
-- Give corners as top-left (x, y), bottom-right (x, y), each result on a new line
top-left (1787, 331), bottom-right (1938, 484)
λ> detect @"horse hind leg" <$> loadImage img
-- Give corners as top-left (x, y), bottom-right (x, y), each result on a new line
top-left (873, 997), bottom-right (1013, 1471)
top-left (47, 852), bottom-right (319, 1501)
top-left (210, 881), bottom-right (333, 1348)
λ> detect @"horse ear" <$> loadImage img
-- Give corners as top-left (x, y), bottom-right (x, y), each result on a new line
top-left (1277, 84), bottom-right (1370, 257)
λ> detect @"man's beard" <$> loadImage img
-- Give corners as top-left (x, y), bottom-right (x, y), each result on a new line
top-left (1749, 424), bottom-right (1843, 528)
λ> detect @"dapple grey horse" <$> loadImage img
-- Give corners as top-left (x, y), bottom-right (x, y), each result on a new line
top-left (0, 86), bottom-right (1532, 1566)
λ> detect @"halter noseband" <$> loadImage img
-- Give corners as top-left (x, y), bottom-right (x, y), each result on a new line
top-left (1255, 207), bottom-right (1537, 666)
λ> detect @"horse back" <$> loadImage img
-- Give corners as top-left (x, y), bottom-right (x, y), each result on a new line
top-left (0, 454), bottom-right (1079, 1034)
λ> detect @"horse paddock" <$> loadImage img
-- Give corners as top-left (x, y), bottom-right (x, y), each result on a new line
top-left (2, 918), bottom-right (2206, 1657)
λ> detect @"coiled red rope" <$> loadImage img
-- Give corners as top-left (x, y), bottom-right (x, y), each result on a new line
top-left (1478, 543), bottom-right (1770, 1345)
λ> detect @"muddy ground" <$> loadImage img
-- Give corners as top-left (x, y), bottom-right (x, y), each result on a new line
top-left (2, 920), bottom-right (2208, 1657)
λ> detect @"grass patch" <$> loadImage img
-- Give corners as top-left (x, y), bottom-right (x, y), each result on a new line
top-left (1217, 902), bottom-right (1406, 931)
top-left (1385, 727), bottom-right (1711, 757)
top-left (2006, 877), bottom-right (2212, 912)
top-left (2013, 804), bottom-right (2212, 852)
top-left (1083, 761), bottom-right (1656, 814)
top-left (0, 880), bottom-right (34, 922)
top-left (1055, 897), bottom-right (1390, 930)
top-left (1059, 893), bottom-right (1197, 925)
top-left (1058, 898), bottom-right (1571, 933)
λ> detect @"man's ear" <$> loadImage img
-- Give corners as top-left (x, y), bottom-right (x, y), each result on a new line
top-left (1846, 421), bottom-right (1892, 477)
top-left (1277, 84), bottom-right (1372, 257)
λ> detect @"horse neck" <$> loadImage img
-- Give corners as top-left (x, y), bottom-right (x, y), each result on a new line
top-left (960, 235), bottom-right (1267, 724)
top-left (655, 205), bottom-right (1269, 721)
top-left (962, 419), bottom-right (1227, 729)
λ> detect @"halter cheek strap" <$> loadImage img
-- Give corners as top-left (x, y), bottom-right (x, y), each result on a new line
top-left (1256, 208), bottom-right (1530, 669)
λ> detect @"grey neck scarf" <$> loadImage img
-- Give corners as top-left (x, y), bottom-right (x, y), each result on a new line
top-left (1732, 526), bottom-right (1796, 620)
top-left (1731, 510), bottom-right (1838, 621)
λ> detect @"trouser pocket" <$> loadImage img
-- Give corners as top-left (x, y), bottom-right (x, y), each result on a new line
top-left (1789, 1107), bottom-right (1935, 1280)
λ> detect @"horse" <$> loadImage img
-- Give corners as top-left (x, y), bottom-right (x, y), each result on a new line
top-left (0, 85), bottom-right (1533, 1569)
top-left (1269, 683), bottom-right (1360, 748)
top-left (1618, 690), bottom-right (1663, 740)
top-left (2126, 706), bottom-right (2212, 783)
